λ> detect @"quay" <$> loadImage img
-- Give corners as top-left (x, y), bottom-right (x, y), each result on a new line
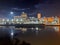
top-left (0, 24), bottom-right (45, 28)
top-left (46, 24), bottom-right (60, 26)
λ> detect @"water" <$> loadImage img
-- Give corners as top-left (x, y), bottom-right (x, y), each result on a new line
top-left (0, 26), bottom-right (60, 45)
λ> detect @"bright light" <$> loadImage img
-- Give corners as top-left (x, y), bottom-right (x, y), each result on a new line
top-left (10, 12), bottom-right (14, 14)
top-left (16, 19), bottom-right (19, 21)
top-left (10, 31), bottom-right (14, 39)
top-left (11, 19), bottom-right (14, 22)
top-left (36, 27), bottom-right (39, 30)
top-left (17, 22), bottom-right (19, 24)
top-left (11, 32), bottom-right (14, 36)
top-left (2, 19), bottom-right (5, 21)
top-left (54, 27), bottom-right (59, 32)
top-left (7, 19), bottom-right (9, 22)
top-left (20, 19), bottom-right (23, 21)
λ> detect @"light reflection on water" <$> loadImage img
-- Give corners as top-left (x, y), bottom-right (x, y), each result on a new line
top-left (53, 26), bottom-right (60, 32)
top-left (0, 26), bottom-right (60, 45)
top-left (0, 26), bottom-right (60, 36)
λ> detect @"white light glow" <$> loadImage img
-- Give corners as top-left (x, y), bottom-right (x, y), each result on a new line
top-left (10, 12), bottom-right (14, 14)
top-left (16, 19), bottom-right (19, 21)
top-left (7, 19), bottom-right (9, 22)
top-left (20, 19), bottom-right (23, 21)
top-left (11, 19), bottom-right (14, 22)
top-left (11, 32), bottom-right (14, 36)
top-left (36, 27), bottom-right (39, 30)
top-left (2, 19), bottom-right (5, 21)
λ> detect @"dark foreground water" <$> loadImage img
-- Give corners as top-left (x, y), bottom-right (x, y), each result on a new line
top-left (0, 26), bottom-right (60, 45)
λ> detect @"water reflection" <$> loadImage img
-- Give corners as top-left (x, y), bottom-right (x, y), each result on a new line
top-left (0, 26), bottom-right (60, 36)
top-left (0, 26), bottom-right (60, 45)
top-left (0, 26), bottom-right (60, 35)
top-left (53, 26), bottom-right (60, 32)
top-left (45, 26), bottom-right (60, 32)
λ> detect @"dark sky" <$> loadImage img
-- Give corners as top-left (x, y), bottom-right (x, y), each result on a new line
top-left (0, 0), bottom-right (60, 17)
top-left (0, 0), bottom-right (59, 8)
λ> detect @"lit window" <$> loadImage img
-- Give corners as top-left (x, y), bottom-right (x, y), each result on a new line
top-left (7, 19), bottom-right (9, 22)
top-left (2, 19), bottom-right (5, 21)
top-left (11, 19), bottom-right (14, 22)
top-left (20, 19), bottom-right (23, 21)
top-left (16, 19), bottom-right (19, 21)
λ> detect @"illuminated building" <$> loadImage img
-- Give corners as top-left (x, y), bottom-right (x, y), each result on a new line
top-left (14, 16), bottom-right (23, 24)
top-left (14, 16), bottom-right (21, 19)
top-left (0, 18), bottom-right (7, 24)
top-left (29, 17), bottom-right (38, 21)
top-left (12, 12), bottom-right (28, 24)
top-left (57, 16), bottom-right (60, 24)
top-left (0, 12), bottom-right (60, 25)
top-left (53, 16), bottom-right (59, 24)
top-left (43, 17), bottom-right (48, 24)
top-left (47, 17), bottom-right (54, 22)
top-left (37, 13), bottom-right (41, 19)
top-left (21, 12), bottom-right (27, 18)
top-left (39, 18), bottom-right (44, 24)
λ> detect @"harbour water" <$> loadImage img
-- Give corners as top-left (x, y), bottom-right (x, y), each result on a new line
top-left (0, 26), bottom-right (60, 45)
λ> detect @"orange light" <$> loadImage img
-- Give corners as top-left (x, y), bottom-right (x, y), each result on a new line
top-left (47, 17), bottom-right (54, 22)
top-left (37, 13), bottom-right (41, 19)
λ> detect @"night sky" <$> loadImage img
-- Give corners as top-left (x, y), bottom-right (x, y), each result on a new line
top-left (0, 0), bottom-right (60, 17)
